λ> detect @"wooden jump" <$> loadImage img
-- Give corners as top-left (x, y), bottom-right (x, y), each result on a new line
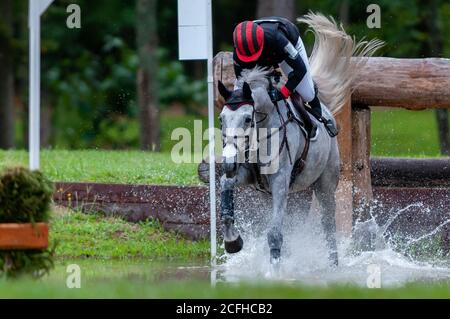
top-left (213, 52), bottom-right (450, 235)
top-left (0, 223), bottom-right (48, 250)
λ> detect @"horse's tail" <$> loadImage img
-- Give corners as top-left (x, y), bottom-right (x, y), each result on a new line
top-left (297, 12), bottom-right (384, 114)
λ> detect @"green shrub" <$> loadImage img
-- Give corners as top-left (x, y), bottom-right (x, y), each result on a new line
top-left (0, 249), bottom-right (55, 279)
top-left (0, 167), bottom-right (54, 223)
top-left (0, 167), bottom-right (55, 278)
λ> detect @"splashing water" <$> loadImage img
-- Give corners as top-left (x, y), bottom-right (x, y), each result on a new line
top-left (217, 201), bottom-right (450, 287)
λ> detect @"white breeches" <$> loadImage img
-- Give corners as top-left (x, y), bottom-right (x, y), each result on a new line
top-left (279, 36), bottom-right (315, 103)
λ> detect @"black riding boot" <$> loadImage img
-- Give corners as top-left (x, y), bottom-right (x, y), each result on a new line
top-left (307, 94), bottom-right (339, 137)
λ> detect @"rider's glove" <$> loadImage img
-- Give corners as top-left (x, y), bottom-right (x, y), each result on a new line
top-left (269, 87), bottom-right (288, 102)
top-left (280, 86), bottom-right (291, 99)
top-left (269, 89), bottom-right (282, 102)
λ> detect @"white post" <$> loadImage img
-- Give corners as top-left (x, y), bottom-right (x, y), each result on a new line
top-left (177, 0), bottom-right (216, 285)
top-left (206, 0), bottom-right (217, 286)
top-left (28, 0), bottom-right (54, 171)
top-left (29, 0), bottom-right (41, 171)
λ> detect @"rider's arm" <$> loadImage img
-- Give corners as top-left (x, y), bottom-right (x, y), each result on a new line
top-left (277, 34), bottom-right (307, 99)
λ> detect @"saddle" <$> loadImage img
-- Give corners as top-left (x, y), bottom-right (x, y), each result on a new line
top-left (290, 92), bottom-right (317, 139)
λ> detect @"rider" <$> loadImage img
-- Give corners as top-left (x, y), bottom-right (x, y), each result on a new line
top-left (232, 16), bottom-right (338, 138)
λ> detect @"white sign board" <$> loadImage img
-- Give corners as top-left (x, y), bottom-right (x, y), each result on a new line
top-left (178, 0), bottom-right (208, 60)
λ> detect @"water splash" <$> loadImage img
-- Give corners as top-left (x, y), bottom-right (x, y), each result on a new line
top-left (217, 201), bottom-right (450, 287)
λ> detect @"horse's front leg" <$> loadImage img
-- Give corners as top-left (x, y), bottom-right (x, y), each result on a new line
top-left (268, 171), bottom-right (289, 265)
top-left (220, 175), bottom-right (243, 253)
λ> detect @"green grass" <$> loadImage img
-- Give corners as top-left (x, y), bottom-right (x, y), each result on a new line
top-left (0, 150), bottom-right (200, 186)
top-left (0, 109), bottom-right (446, 186)
top-left (50, 208), bottom-right (209, 259)
top-left (371, 109), bottom-right (442, 157)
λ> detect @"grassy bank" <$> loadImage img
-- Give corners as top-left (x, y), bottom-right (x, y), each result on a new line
top-left (0, 150), bottom-right (200, 186)
top-left (0, 109), bottom-right (446, 186)
top-left (50, 208), bottom-right (209, 259)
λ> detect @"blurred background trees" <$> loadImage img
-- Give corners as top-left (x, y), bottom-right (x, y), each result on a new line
top-left (137, 0), bottom-right (160, 151)
top-left (0, 0), bottom-right (15, 149)
top-left (0, 0), bottom-right (448, 153)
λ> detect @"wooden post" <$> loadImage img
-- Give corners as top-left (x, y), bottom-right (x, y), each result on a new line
top-left (334, 95), bottom-right (353, 235)
top-left (351, 105), bottom-right (373, 223)
top-left (213, 52), bottom-right (234, 109)
top-left (0, 223), bottom-right (48, 250)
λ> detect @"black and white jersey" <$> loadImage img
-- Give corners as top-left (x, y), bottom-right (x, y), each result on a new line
top-left (233, 16), bottom-right (307, 94)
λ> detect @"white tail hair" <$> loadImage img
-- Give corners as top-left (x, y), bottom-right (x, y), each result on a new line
top-left (297, 12), bottom-right (384, 114)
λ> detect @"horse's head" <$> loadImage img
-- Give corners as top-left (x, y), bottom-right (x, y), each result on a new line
top-left (218, 69), bottom-right (274, 178)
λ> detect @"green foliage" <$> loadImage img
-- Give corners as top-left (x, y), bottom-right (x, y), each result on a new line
top-left (0, 167), bottom-right (55, 279)
top-left (158, 49), bottom-right (207, 111)
top-left (0, 249), bottom-right (55, 279)
top-left (0, 167), bottom-right (54, 223)
top-left (8, 0), bottom-right (450, 150)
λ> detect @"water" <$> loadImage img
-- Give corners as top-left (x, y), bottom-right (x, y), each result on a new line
top-left (216, 202), bottom-right (450, 287)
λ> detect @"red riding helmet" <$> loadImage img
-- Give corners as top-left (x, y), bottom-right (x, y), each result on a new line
top-left (233, 21), bottom-right (264, 63)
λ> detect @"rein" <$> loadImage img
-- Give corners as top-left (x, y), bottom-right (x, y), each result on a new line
top-left (222, 79), bottom-right (310, 192)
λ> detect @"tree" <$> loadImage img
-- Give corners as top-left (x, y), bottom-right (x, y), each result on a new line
top-left (339, 0), bottom-right (350, 26)
top-left (137, 0), bottom-right (160, 151)
top-left (256, 0), bottom-right (296, 21)
top-left (0, 0), bottom-right (15, 149)
top-left (418, 0), bottom-right (449, 155)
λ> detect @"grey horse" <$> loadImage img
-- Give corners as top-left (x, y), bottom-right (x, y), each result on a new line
top-left (217, 13), bottom-right (383, 267)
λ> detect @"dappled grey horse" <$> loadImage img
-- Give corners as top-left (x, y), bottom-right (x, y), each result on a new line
top-left (218, 13), bottom-right (383, 267)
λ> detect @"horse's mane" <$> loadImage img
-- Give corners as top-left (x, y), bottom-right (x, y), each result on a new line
top-left (235, 67), bottom-right (271, 90)
top-left (298, 12), bottom-right (384, 114)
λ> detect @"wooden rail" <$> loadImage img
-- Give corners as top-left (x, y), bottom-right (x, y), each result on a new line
top-left (353, 57), bottom-right (450, 109)
top-left (213, 52), bottom-right (450, 109)
top-left (213, 52), bottom-right (450, 235)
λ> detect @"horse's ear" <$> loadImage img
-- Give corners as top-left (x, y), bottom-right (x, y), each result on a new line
top-left (243, 82), bottom-right (252, 100)
top-left (218, 81), bottom-right (231, 100)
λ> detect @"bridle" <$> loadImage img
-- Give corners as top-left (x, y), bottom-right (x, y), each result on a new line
top-left (222, 78), bottom-right (310, 190)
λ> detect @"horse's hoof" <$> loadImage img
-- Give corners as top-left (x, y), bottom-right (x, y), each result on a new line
top-left (269, 253), bottom-right (281, 278)
top-left (270, 248), bottom-right (281, 261)
top-left (224, 235), bottom-right (243, 253)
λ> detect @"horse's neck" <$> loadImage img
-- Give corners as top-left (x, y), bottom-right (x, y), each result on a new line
top-left (260, 101), bottom-right (288, 129)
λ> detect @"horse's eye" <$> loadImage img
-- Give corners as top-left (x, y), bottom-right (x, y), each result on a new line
top-left (244, 116), bottom-right (252, 124)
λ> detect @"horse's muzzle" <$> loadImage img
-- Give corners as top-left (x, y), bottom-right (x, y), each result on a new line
top-left (222, 143), bottom-right (239, 178)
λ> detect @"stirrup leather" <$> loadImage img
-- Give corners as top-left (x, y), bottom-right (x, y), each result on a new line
top-left (318, 116), bottom-right (339, 137)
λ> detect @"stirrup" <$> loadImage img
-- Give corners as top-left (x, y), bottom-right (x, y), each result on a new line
top-left (319, 117), bottom-right (339, 137)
